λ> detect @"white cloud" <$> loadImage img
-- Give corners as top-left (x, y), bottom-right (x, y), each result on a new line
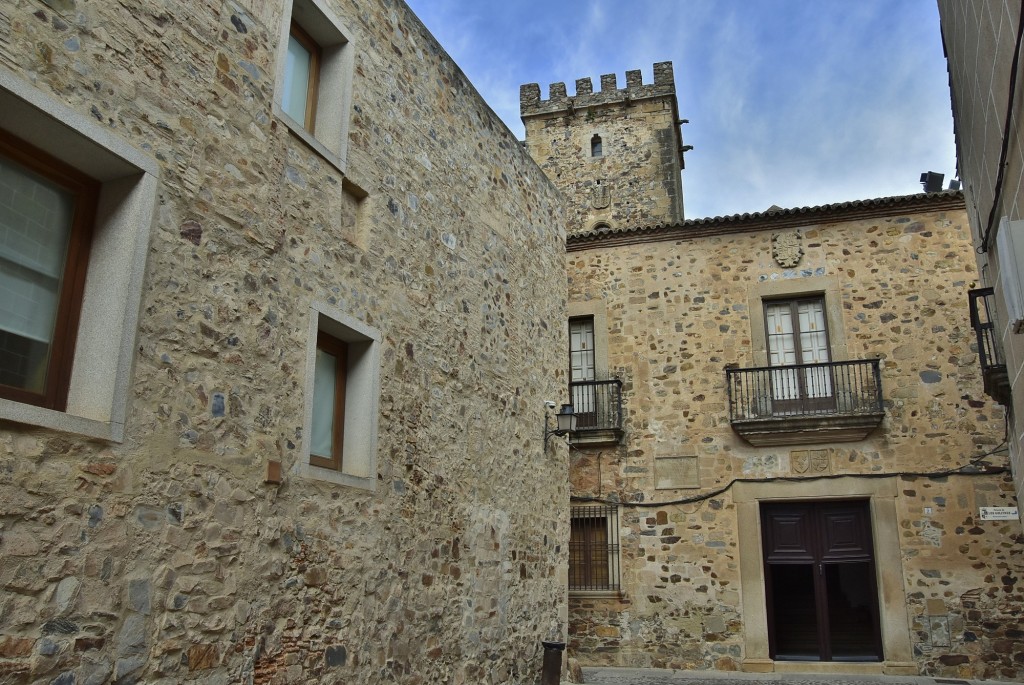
top-left (403, 0), bottom-right (958, 218)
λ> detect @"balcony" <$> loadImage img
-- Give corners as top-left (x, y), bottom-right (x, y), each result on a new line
top-left (968, 287), bottom-right (1010, 406)
top-left (569, 377), bottom-right (623, 446)
top-left (727, 359), bottom-right (885, 446)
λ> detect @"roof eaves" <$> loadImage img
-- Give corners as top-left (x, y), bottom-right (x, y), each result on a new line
top-left (567, 190), bottom-right (965, 251)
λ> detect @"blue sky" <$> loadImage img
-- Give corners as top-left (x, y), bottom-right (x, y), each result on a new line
top-left (403, 0), bottom-right (957, 220)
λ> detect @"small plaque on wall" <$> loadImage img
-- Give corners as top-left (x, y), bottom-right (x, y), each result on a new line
top-left (979, 507), bottom-right (1019, 521)
top-left (655, 456), bottom-right (699, 490)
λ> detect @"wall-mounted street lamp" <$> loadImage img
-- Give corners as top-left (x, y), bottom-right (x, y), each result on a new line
top-left (544, 403), bottom-right (577, 447)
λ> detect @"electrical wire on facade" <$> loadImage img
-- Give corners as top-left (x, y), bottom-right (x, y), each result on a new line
top-left (570, 440), bottom-right (1010, 509)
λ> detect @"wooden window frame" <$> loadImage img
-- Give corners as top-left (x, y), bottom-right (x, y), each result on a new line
top-left (272, 0), bottom-right (355, 174)
top-left (0, 129), bottom-right (97, 412)
top-left (763, 296), bottom-right (833, 366)
top-left (289, 21), bottom-right (321, 133)
top-left (569, 316), bottom-right (598, 428)
top-left (568, 316), bottom-right (596, 384)
top-left (763, 296), bottom-right (835, 413)
top-left (569, 504), bottom-right (621, 593)
top-left (309, 330), bottom-right (347, 471)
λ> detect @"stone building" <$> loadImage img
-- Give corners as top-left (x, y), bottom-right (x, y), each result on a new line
top-left (937, 1), bottom-right (1024, 520)
top-left (0, 1), bottom-right (569, 683)
top-left (521, 62), bottom-right (687, 236)
top-left (2, 0), bottom-right (1022, 681)
top-left (521, 68), bottom-right (1024, 678)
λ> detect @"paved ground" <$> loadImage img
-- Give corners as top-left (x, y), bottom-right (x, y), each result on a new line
top-left (581, 667), bottom-right (1024, 685)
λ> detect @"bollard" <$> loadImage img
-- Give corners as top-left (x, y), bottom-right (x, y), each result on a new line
top-left (540, 641), bottom-right (565, 685)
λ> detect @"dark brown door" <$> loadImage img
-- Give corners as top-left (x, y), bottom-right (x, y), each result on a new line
top-left (761, 500), bottom-right (882, 662)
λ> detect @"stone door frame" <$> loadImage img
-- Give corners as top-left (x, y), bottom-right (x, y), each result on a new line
top-left (734, 476), bottom-right (916, 675)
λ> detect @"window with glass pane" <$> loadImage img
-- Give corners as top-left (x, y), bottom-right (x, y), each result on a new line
top-left (0, 132), bottom-right (95, 410)
top-left (569, 505), bottom-right (620, 592)
top-left (283, 23), bottom-right (320, 131)
top-left (765, 297), bottom-right (834, 411)
top-left (310, 331), bottom-right (347, 470)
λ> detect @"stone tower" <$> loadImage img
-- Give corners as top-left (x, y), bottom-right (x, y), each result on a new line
top-left (520, 61), bottom-right (688, 234)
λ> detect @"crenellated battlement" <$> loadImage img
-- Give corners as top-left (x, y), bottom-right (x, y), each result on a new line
top-left (520, 62), bottom-right (676, 118)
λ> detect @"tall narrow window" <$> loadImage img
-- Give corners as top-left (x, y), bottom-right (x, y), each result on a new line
top-left (569, 504), bottom-right (620, 592)
top-left (301, 304), bottom-right (380, 488)
top-left (310, 330), bottom-right (347, 470)
top-left (282, 22), bottom-right (321, 131)
top-left (569, 317), bottom-right (596, 426)
top-left (590, 134), bottom-right (603, 157)
top-left (765, 297), bottom-right (834, 411)
top-left (0, 131), bottom-right (96, 410)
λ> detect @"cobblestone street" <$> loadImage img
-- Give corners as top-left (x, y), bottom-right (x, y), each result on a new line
top-left (581, 668), bottom-right (1024, 685)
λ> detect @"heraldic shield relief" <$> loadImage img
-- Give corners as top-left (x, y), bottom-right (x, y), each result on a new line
top-left (772, 231), bottom-right (804, 268)
top-left (792, 449), bottom-right (830, 474)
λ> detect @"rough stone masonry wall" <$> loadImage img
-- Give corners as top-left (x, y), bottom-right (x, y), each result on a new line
top-left (938, 0), bottom-right (1024, 528)
top-left (565, 201), bottom-right (1024, 679)
top-left (0, 1), bottom-right (568, 684)
top-left (521, 63), bottom-right (684, 236)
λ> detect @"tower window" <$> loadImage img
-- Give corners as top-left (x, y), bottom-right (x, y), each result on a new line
top-left (591, 134), bottom-right (603, 157)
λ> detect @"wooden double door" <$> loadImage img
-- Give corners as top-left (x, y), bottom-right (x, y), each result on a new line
top-left (761, 500), bottom-right (883, 662)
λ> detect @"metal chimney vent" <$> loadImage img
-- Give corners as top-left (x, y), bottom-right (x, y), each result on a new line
top-left (920, 171), bottom-right (944, 193)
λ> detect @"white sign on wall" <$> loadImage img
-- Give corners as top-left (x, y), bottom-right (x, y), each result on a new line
top-left (979, 507), bottom-right (1020, 521)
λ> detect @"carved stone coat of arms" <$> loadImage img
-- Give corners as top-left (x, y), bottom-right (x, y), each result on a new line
top-left (792, 449), bottom-right (830, 474)
top-left (772, 231), bottom-right (804, 268)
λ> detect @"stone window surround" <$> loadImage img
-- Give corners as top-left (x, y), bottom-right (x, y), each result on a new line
top-left (568, 300), bottom-right (609, 376)
top-left (271, 0), bottom-right (355, 175)
top-left (569, 503), bottom-right (621, 598)
top-left (747, 275), bottom-right (848, 367)
top-left (308, 330), bottom-right (347, 471)
top-left (0, 129), bottom-right (96, 411)
top-left (295, 301), bottom-right (381, 491)
top-left (585, 127), bottom-right (609, 162)
top-left (0, 67), bottom-right (159, 443)
top-left (734, 477), bottom-right (915, 675)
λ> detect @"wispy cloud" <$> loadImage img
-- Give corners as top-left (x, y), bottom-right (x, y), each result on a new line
top-left (403, 0), bottom-right (957, 218)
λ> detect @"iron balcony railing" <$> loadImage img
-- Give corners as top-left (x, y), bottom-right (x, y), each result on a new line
top-left (569, 377), bottom-right (623, 432)
top-left (968, 287), bottom-right (1010, 405)
top-left (727, 358), bottom-right (883, 421)
top-left (968, 287), bottom-right (1006, 372)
